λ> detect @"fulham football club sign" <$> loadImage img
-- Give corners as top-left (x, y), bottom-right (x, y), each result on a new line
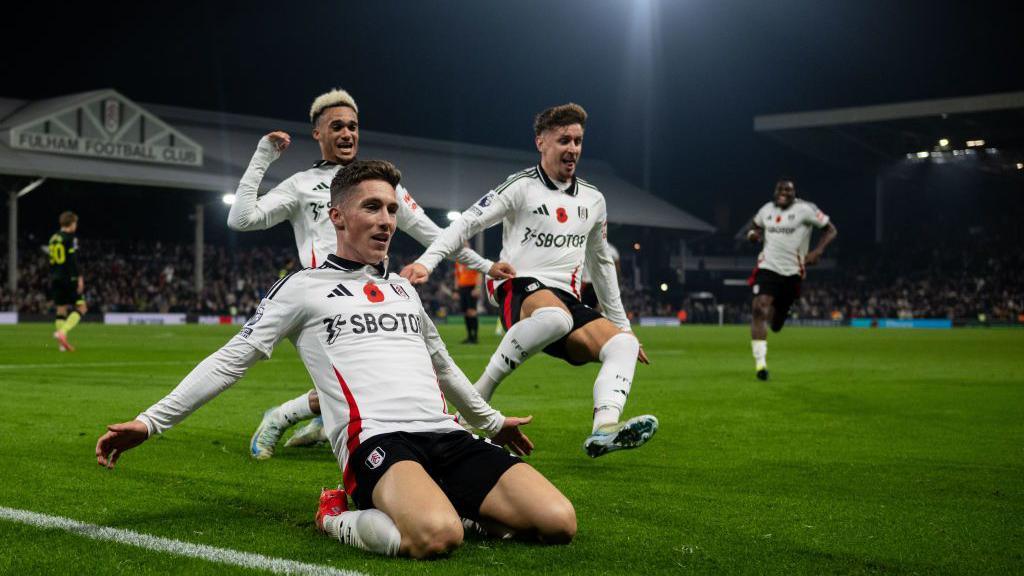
top-left (6, 89), bottom-right (203, 167)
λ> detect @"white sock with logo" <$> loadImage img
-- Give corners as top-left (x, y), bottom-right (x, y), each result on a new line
top-left (274, 390), bottom-right (316, 426)
top-left (322, 509), bottom-right (401, 556)
top-left (475, 307), bottom-right (573, 401)
top-left (592, 333), bottom-right (640, 433)
top-left (751, 340), bottom-right (767, 370)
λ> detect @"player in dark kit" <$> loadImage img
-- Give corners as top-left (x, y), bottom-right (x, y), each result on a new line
top-left (746, 179), bottom-right (837, 380)
top-left (49, 211), bottom-right (87, 351)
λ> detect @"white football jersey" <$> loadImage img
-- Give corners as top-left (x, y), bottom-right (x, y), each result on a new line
top-left (137, 253), bottom-right (503, 495)
top-left (415, 166), bottom-right (630, 329)
top-left (752, 199), bottom-right (830, 277)
top-left (228, 137), bottom-right (492, 271)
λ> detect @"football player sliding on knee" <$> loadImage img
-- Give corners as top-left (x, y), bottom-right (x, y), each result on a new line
top-left (746, 178), bottom-right (837, 380)
top-left (401, 103), bottom-right (657, 458)
top-left (96, 160), bottom-right (574, 558)
top-left (227, 89), bottom-right (511, 459)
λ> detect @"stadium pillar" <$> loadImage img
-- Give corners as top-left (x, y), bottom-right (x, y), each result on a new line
top-left (4, 178), bottom-right (44, 299)
top-left (7, 190), bottom-right (15, 297)
top-left (194, 203), bottom-right (204, 294)
top-left (875, 174), bottom-right (884, 244)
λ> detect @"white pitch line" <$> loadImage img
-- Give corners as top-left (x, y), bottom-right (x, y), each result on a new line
top-left (0, 506), bottom-right (367, 576)
top-left (0, 360), bottom-right (194, 370)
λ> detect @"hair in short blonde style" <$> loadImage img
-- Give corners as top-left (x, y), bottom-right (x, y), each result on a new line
top-left (310, 89), bottom-right (359, 125)
top-left (59, 211), bottom-right (78, 228)
top-left (534, 103), bottom-right (587, 135)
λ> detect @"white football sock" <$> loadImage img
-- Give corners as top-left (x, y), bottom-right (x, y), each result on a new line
top-left (274, 390), bottom-right (316, 426)
top-left (592, 333), bottom-right (640, 433)
top-left (323, 509), bottom-right (401, 556)
top-left (751, 340), bottom-right (767, 369)
top-left (475, 307), bottom-right (573, 401)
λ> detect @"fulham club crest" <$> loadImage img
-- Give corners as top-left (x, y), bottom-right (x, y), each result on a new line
top-left (366, 447), bottom-right (386, 469)
top-left (390, 283), bottom-right (410, 299)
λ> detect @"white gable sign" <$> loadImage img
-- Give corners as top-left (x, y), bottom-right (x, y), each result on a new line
top-left (8, 91), bottom-right (203, 167)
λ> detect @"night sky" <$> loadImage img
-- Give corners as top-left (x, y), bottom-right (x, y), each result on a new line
top-left (4, 0), bottom-right (1022, 232)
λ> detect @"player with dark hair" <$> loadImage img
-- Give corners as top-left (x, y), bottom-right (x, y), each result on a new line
top-left (746, 178), bottom-right (838, 380)
top-left (49, 211), bottom-right (87, 351)
top-left (227, 89), bottom-right (512, 458)
top-left (97, 160), bottom-right (575, 559)
top-left (402, 103), bottom-right (657, 458)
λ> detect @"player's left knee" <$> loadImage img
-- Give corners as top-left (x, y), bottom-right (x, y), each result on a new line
top-left (598, 331), bottom-right (639, 362)
top-left (536, 498), bottom-right (577, 545)
top-left (407, 514), bottom-right (463, 558)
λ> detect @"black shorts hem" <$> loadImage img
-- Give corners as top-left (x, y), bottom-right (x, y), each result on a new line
top-left (497, 277), bottom-right (603, 366)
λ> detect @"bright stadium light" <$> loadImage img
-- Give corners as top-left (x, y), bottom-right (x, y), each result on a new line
top-left (446, 210), bottom-right (461, 221)
top-left (222, 194), bottom-right (235, 205)
top-left (1017, 163), bottom-right (1023, 170)
top-left (916, 151), bottom-right (929, 159)
top-left (633, 242), bottom-right (641, 251)
top-left (659, 283), bottom-right (668, 292)
top-left (966, 139), bottom-right (985, 147)
top-left (939, 138), bottom-right (949, 147)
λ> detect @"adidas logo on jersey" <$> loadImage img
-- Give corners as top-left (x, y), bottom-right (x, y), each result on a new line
top-left (327, 283), bottom-right (353, 298)
top-left (313, 182), bottom-right (330, 191)
top-left (532, 204), bottom-right (550, 216)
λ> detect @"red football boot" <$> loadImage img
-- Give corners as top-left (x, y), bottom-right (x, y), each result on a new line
top-left (315, 487), bottom-right (348, 532)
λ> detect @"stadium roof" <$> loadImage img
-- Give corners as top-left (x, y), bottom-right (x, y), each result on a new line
top-left (754, 91), bottom-right (1024, 172)
top-left (0, 89), bottom-right (713, 232)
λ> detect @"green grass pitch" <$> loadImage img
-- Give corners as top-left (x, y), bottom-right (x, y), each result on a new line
top-left (0, 323), bottom-right (1022, 575)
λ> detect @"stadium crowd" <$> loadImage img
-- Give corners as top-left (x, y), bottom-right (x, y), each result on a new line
top-left (3, 239), bottom-right (1021, 323)
top-left (4, 240), bottom-right (459, 318)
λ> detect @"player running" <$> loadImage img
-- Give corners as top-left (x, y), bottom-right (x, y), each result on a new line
top-left (96, 161), bottom-right (576, 558)
top-left (227, 89), bottom-right (511, 458)
top-left (49, 211), bottom-right (87, 351)
top-left (402, 103), bottom-right (657, 458)
top-left (746, 178), bottom-right (838, 380)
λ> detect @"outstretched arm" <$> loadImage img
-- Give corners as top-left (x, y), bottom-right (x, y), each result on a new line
top-left (96, 337), bottom-right (265, 468)
top-left (97, 275), bottom-right (308, 468)
top-left (394, 185), bottom-right (500, 275)
top-left (227, 132), bottom-right (300, 231)
top-left (402, 184), bottom-right (520, 284)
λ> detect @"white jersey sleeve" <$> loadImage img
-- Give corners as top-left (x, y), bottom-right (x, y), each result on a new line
top-left (418, 303), bottom-right (504, 436)
top-left (414, 182), bottom-right (522, 273)
top-left (135, 337), bottom-right (264, 436)
top-left (134, 272), bottom-right (309, 436)
top-left (227, 137), bottom-right (301, 231)
top-left (802, 202), bottom-right (830, 229)
top-left (584, 198), bottom-right (630, 329)
top-left (395, 185), bottom-right (493, 274)
top-left (752, 202), bottom-right (771, 228)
